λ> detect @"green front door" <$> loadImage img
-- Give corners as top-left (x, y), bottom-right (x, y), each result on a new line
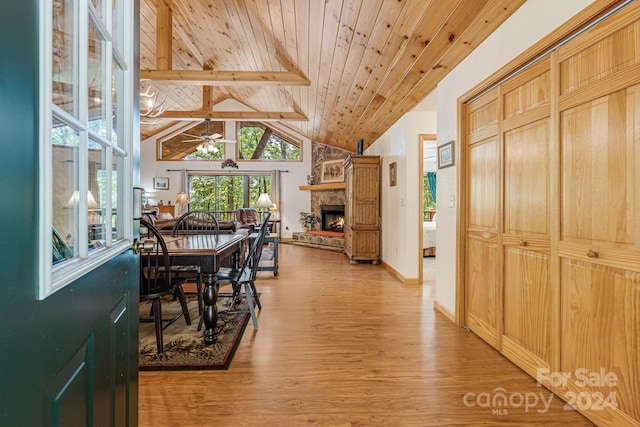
top-left (0, 1), bottom-right (139, 425)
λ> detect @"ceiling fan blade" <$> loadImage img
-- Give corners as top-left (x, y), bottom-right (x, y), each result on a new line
top-left (182, 139), bottom-right (203, 142)
top-left (182, 133), bottom-right (202, 139)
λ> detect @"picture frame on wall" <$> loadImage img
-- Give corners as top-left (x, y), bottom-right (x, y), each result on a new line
top-left (438, 141), bottom-right (455, 169)
top-left (153, 177), bottom-right (170, 190)
top-left (389, 162), bottom-right (397, 186)
top-left (320, 159), bottom-right (345, 183)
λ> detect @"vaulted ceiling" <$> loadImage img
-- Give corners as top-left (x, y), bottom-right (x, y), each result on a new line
top-left (140, 0), bottom-right (526, 152)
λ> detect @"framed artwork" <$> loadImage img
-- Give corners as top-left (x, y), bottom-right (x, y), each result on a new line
top-left (320, 159), bottom-right (345, 183)
top-left (153, 177), bottom-right (169, 190)
top-left (438, 141), bottom-right (455, 169)
top-left (389, 162), bottom-right (397, 186)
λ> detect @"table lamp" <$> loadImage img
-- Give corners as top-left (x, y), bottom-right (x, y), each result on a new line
top-left (255, 193), bottom-right (273, 222)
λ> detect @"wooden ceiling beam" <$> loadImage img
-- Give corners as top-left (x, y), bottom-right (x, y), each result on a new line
top-left (159, 110), bottom-right (308, 121)
top-left (139, 70), bottom-right (311, 86)
top-left (156, 2), bottom-right (172, 70)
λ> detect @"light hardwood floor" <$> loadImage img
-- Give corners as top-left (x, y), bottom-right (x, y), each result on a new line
top-left (139, 244), bottom-right (592, 426)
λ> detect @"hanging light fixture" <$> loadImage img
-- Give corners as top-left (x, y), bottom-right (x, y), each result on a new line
top-left (140, 81), bottom-right (167, 124)
top-left (196, 141), bottom-right (220, 154)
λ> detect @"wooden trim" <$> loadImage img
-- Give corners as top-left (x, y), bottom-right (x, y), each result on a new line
top-left (298, 183), bottom-right (345, 191)
top-left (380, 260), bottom-right (420, 286)
top-left (548, 49), bottom-right (562, 384)
top-left (455, 100), bottom-right (467, 327)
top-left (434, 299), bottom-right (456, 324)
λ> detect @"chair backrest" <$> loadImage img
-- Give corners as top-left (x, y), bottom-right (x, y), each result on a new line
top-left (235, 208), bottom-right (260, 226)
top-left (247, 213), bottom-right (271, 281)
top-left (139, 219), bottom-right (173, 298)
top-left (233, 212), bottom-right (271, 282)
top-left (171, 210), bottom-right (220, 235)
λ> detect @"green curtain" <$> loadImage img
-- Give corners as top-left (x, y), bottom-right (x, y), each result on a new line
top-left (427, 172), bottom-right (437, 203)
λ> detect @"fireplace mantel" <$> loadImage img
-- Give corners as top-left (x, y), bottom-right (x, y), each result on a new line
top-left (298, 183), bottom-right (345, 191)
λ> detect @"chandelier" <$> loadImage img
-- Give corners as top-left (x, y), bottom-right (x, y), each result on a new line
top-left (140, 82), bottom-right (167, 124)
top-left (196, 141), bottom-right (220, 154)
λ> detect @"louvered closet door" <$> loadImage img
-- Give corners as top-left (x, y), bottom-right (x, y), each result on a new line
top-left (500, 59), bottom-right (553, 380)
top-left (465, 88), bottom-right (501, 348)
top-left (557, 7), bottom-right (640, 426)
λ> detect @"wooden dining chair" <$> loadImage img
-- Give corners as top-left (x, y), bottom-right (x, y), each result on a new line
top-left (168, 210), bottom-right (222, 320)
top-left (139, 219), bottom-right (192, 354)
top-left (215, 213), bottom-right (271, 330)
top-left (171, 210), bottom-right (220, 235)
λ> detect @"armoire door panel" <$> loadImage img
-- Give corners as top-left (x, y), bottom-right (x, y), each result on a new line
top-left (560, 257), bottom-right (640, 424)
top-left (560, 84), bottom-right (640, 249)
top-left (504, 118), bottom-right (550, 238)
top-left (502, 248), bottom-right (551, 365)
top-left (468, 137), bottom-right (499, 231)
top-left (465, 237), bottom-right (499, 348)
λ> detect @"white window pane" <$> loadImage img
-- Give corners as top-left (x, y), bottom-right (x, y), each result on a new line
top-left (88, 139), bottom-right (106, 250)
top-left (112, 154), bottom-right (123, 240)
top-left (52, 119), bottom-right (80, 264)
top-left (111, 59), bottom-right (120, 144)
top-left (88, 19), bottom-right (108, 138)
top-left (52, 0), bottom-right (79, 117)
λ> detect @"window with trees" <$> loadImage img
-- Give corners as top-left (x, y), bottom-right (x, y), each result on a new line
top-left (237, 122), bottom-right (301, 161)
top-left (157, 121), bottom-right (226, 161)
top-left (188, 173), bottom-right (271, 220)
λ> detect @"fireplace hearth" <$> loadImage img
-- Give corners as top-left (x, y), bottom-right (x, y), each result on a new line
top-left (320, 204), bottom-right (345, 232)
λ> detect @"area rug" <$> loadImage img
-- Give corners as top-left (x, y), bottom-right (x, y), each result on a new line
top-left (139, 293), bottom-right (249, 370)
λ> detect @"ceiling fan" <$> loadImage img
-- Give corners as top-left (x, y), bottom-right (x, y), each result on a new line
top-left (182, 118), bottom-right (236, 154)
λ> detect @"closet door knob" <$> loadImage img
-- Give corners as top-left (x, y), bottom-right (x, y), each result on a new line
top-left (519, 240), bottom-right (527, 246)
top-left (586, 249), bottom-right (599, 258)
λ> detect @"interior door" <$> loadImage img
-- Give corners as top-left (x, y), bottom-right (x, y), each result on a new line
top-left (0, 2), bottom-right (139, 425)
top-left (464, 89), bottom-right (502, 348)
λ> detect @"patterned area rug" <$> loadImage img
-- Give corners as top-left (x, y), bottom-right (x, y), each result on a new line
top-left (139, 293), bottom-right (249, 370)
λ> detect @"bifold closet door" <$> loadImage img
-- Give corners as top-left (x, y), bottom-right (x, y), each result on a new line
top-left (500, 59), bottom-right (553, 381)
top-left (465, 89), bottom-right (501, 348)
top-left (557, 7), bottom-right (640, 425)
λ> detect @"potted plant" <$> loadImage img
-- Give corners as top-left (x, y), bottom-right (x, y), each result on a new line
top-left (298, 212), bottom-right (317, 232)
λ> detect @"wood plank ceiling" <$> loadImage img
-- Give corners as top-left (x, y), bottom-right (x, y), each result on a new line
top-left (140, 0), bottom-right (526, 152)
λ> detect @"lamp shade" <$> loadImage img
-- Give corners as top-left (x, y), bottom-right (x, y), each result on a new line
top-left (255, 193), bottom-right (273, 209)
top-left (175, 192), bottom-right (189, 204)
top-left (64, 190), bottom-right (99, 210)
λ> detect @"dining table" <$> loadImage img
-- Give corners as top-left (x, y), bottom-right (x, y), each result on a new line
top-left (162, 233), bottom-right (247, 345)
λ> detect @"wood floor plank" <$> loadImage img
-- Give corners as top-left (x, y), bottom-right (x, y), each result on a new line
top-left (139, 244), bottom-right (593, 426)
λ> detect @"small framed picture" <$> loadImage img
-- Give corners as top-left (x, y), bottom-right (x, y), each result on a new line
top-left (389, 162), bottom-right (397, 186)
top-left (321, 159), bottom-right (345, 183)
top-left (438, 141), bottom-right (455, 169)
top-left (153, 177), bottom-right (169, 190)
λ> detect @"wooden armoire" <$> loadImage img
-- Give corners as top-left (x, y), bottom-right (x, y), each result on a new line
top-left (463, 4), bottom-right (639, 426)
top-left (343, 155), bottom-right (380, 264)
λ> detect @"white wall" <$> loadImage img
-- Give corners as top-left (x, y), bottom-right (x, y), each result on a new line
top-left (367, 110), bottom-right (437, 279)
top-left (140, 119), bottom-right (312, 238)
top-left (434, 0), bottom-right (597, 314)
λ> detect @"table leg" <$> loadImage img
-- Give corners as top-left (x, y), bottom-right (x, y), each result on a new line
top-left (201, 273), bottom-right (219, 345)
